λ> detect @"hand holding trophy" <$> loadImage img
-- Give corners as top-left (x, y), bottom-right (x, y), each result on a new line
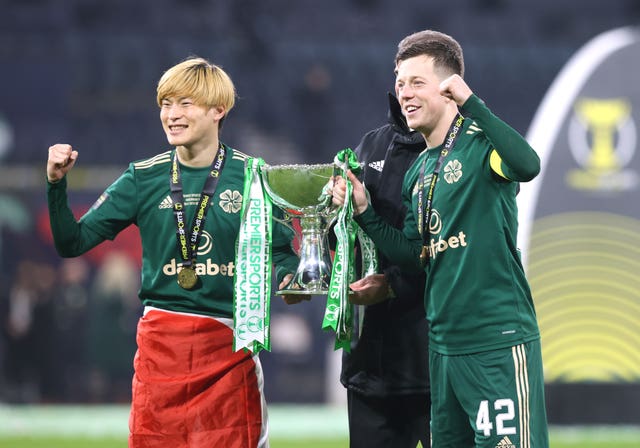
top-left (234, 150), bottom-right (377, 353)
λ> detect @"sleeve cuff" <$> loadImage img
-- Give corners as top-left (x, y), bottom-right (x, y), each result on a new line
top-left (354, 206), bottom-right (377, 227)
top-left (461, 94), bottom-right (486, 115)
top-left (47, 176), bottom-right (67, 190)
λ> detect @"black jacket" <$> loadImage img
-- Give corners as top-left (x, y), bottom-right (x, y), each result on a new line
top-left (341, 94), bottom-right (429, 396)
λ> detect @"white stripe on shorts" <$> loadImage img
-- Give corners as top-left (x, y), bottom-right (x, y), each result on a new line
top-left (512, 344), bottom-right (530, 448)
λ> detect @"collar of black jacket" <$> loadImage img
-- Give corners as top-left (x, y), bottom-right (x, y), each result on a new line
top-left (387, 92), bottom-right (425, 146)
top-left (387, 92), bottom-right (412, 134)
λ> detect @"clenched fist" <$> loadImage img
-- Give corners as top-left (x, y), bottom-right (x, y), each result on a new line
top-left (47, 144), bottom-right (78, 183)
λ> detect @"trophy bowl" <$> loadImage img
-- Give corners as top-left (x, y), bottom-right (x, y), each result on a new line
top-left (261, 163), bottom-right (336, 295)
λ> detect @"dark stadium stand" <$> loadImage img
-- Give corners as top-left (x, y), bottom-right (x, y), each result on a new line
top-left (1, 0), bottom-right (638, 166)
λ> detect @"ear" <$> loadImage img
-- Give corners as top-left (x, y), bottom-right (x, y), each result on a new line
top-left (210, 105), bottom-right (226, 122)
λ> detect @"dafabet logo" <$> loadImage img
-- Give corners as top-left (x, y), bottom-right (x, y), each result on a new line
top-left (162, 230), bottom-right (235, 277)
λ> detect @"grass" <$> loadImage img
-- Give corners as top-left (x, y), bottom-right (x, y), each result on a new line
top-left (1, 434), bottom-right (639, 448)
top-left (0, 405), bottom-right (638, 447)
top-left (0, 438), bottom-right (348, 448)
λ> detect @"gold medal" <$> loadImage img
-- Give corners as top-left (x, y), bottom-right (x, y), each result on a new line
top-left (419, 246), bottom-right (429, 268)
top-left (177, 266), bottom-right (198, 290)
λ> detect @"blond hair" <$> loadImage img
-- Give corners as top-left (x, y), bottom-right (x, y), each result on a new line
top-left (156, 57), bottom-right (236, 115)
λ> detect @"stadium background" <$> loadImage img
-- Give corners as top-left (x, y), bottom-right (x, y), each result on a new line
top-left (1, 0), bottom-right (639, 445)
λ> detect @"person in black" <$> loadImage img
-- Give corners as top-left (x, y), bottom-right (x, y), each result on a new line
top-left (343, 93), bottom-right (430, 448)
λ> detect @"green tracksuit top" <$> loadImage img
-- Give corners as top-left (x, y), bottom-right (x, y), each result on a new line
top-left (47, 145), bottom-right (298, 319)
top-left (356, 95), bottom-right (541, 355)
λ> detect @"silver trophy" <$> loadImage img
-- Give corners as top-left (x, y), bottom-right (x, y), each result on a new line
top-left (261, 163), bottom-right (337, 295)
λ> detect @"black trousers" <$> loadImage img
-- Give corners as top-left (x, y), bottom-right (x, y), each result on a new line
top-left (347, 389), bottom-right (431, 448)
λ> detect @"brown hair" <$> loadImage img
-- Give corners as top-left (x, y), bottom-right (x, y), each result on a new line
top-left (395, 30), bottom-right (464, 78)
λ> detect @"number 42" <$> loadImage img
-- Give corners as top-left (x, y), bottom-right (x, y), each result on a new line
top-left (475, 399), bottom-right (517, 436)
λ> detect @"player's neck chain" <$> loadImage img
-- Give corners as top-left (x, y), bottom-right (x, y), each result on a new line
top-left (417, 113), bottom-right (464, 268)
top-left (170, 143), bottom-right (226, 289)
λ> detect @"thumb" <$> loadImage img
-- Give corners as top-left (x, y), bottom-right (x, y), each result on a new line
top-left (64, 151), bottom-right (79, 172)
top-left (68, 150), bottom-right (79, 165)
top-left (349, 277), bottom-right (367, 290)
top-left (349, 171), bottom-right (366, 197)
top-left (346, 170), bottom-right (361, 188)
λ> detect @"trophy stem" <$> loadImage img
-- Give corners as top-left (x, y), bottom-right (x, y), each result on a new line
top-left (277, 212), bottom-right (332, 295)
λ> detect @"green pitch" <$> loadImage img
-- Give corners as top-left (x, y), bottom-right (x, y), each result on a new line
top-left (0, 434), bottom-right (639, 448)
top-left (1, 405), bottom-right (638, 447)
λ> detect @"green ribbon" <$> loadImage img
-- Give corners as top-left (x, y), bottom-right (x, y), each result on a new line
top-left (323, 175), bottom-right (356, 351)
top-left (334, 147), bottom-right (362, 175)
top-left (233, 157), bottom-right (273, 354)
top-left (335, 148), bottom-right (378, 278)
top-left (323, 148), bottom-right (378, 351)
top-left (357, 226), bottom-right (378, 277)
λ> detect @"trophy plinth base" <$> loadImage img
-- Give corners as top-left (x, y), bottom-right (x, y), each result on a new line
top-left (276, 287), bottom-right (354, 296)
top-left (276, 288), bottom-right (326, 296)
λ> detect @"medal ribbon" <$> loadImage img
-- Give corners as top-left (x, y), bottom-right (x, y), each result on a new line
top-left (417, 113), bottom-right (464, 267)
top-left (170, 145), bottom-right (226, 271)
top-left (233, 157), bottom-right (273, 353)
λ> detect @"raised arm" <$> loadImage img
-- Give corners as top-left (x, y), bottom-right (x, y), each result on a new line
top-left (48, 178), bottom-right (107, 257)
top-left (440, 74), bottom-right (540, 182)
top-left (463, 95), bottom-right (540, 181)
top-left (47, 145), bottom-right (106, 257)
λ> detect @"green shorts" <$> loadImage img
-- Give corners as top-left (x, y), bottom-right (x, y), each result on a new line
top-left (430, 340), bottom-right (549, 447)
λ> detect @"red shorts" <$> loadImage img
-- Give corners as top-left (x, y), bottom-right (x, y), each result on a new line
top-left (129, 307), bottom-right (268, 448)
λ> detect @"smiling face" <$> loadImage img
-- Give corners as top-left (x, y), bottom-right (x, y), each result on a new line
top-left (394, 55), bottom-right (450, 138)
top-left (156, 58), bottom-right (236, 151)
top-left (160, 97), bottom-right (225, 151)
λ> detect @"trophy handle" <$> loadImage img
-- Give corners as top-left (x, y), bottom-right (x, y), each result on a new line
top-left (273, 214), bottom-right (295, 235)
top-left (321, 205), bottom-right (339, 237)
top-left (273, 214), bottom-right (303, 273)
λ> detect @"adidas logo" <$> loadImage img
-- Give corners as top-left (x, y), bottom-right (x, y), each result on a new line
top-left (495, 436), bottom-right (516, 448)
top-left (158, 195), bottom-right (173, 209)
top-left (368, 160), bottom-right (384, 172)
